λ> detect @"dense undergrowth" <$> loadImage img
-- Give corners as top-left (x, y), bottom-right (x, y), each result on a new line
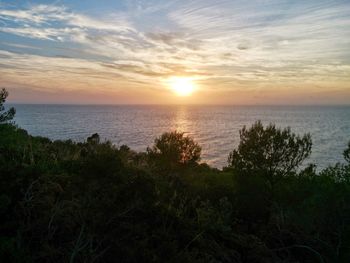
top-left (1, 89), bottom-right (350, 262)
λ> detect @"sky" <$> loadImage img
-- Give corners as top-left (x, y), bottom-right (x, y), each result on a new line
top-left (0, 0), bottom-right (349, 105)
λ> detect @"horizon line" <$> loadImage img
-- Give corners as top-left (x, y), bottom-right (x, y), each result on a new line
top-left (7, 102), bottom-right (350, 107)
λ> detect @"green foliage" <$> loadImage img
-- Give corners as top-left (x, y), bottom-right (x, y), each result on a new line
top-left (0, 98), bottom-right (349, 262)
top-left (147, 131), bottom-right (201, 173)
top-left (0, 88), bottom-right (15, 123)
top-left (228, 121), bottom-right (312, 186)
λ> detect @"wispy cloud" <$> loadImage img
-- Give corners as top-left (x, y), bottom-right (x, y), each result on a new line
top-left (0, 4), bottom-right (133, 31)
top-left (0, 1), bottom-right (349, 104)
top-left (1, 41), bottom-right (41, 50)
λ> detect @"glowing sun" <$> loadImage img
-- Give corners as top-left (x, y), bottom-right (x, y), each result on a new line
top-left (169, 77), bottom-right (195, 96)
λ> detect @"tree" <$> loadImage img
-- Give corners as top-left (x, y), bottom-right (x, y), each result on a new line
top-left (228, 121), bottom-right (312, 186)
top-left (87, 133), bottom-right (100, 144)
top-left (0, 88), bottom-right (16, 123)
top-left (147, 131), bottom-right (201, 172)
top-left (344, 141), bottom-right (350, 163)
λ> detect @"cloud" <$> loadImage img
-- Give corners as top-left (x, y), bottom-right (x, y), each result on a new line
top-left (1, 41), bottom-right (41, 50)
top-left (0, 26), bottom-right (79, 41)
top-left (0, 4), bottom-right (66, 24)
top-left (0, 4), bottom-right (132, 31)
top-left (0, 4), bottom-right (133, 43)
top-left (0, 1), bottom-right (349, 104)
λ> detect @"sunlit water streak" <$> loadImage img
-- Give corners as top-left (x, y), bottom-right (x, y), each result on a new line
top-left (12, 104), bottom-right (350, 170)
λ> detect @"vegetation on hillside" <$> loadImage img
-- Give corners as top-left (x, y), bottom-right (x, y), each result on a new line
top-left (0, 88), bottom-right (15, 124)
top-left (1, 89), bottom-right (349, 262)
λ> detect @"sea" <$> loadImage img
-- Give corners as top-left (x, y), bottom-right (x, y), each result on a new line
top-left (11, 104), bottom-right (350, 170)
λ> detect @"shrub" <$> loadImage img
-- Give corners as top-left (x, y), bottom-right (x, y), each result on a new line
top-left (0, 88), bottom-right (15, 124)
top-left (147, 131), bottom-right (201, 173)
top-left (344, 141), bottom-right (350, 163)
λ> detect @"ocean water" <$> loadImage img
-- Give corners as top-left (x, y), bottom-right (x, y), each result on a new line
top-left (12, 104), bottom-right (350, 169)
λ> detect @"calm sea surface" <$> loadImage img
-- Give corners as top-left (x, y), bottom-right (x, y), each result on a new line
top-left (12, 104), bottom-right (350, 169)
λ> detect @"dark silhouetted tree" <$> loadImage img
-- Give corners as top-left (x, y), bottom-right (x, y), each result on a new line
top-left (228, 121), bottom-right (312, 186)
top-left (0, 88), bottom-right (15, 123)
top-left (344, 141), bottom-right (350, 163)
top-left (147, 131), bottom-right (201, 172)
top-left (87, 133), bottom-right (100, 144)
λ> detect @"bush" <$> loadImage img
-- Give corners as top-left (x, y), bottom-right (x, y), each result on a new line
top-left (344, 141), bottom-right (350, 163)
top-left (0, 88), bottom-right (15, 124)
top-left (1, 92), bottom-right (350, 262)
top-left (147, 131), bottom-right (201, 173)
